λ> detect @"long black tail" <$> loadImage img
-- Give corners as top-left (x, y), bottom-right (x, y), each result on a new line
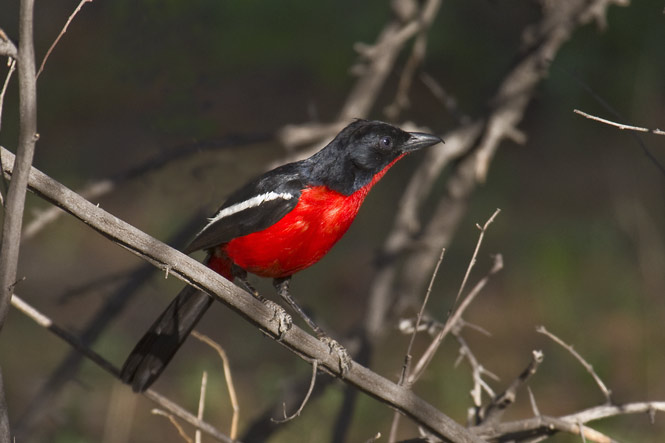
top-left (120, 284), bottom-right (214, 392)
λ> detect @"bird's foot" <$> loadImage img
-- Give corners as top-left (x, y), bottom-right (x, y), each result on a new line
top-left (263, 299), bottom-right (293, 338)
top-left (319, 335), bottom-right (352, 375)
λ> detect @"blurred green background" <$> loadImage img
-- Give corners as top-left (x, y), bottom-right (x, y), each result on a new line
top-left (1, 0), bottom-right (664, 442)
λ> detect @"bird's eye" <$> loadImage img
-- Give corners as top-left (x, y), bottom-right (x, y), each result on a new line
top-left (379, 136), bottom-right (393, 149)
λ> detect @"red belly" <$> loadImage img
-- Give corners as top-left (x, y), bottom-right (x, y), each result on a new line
top-left (207, 154), bottom-right (404, 280)
top-left (220, 186), bottom-right (367, 278)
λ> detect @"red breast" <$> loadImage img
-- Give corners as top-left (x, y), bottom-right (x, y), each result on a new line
top-left (208, 154), bottom-right (405, 280)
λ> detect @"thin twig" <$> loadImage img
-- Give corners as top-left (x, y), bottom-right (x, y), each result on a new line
top-left (191, 331), bottom-right (239, 439)
top-left (0, 58), bottom-right (16, 133)
top-left (389, 247), bottom-right (445, 442)
top-left (561, 66), bottom-right (665, 176)
top-left (573, 109), bottom-right (662, 134)
top-left (408, 230), bottom-right (503, 385)
top-left (15, 217), bottom-right (199, 437)
top-left (537, 326), bottom-right (613, 403)
top-left (36, 0), bottom-right (93, 78)
top-left (384, 29), bottom-right (429, 121)
top-left (271, 360), bottom-right (318, 424)
top-left (455, 208), bottom-right (501, 307)
top-left (527, 386), bottom-right (540, 418)
top-left (195, 371), bottom-right (207, 443)
top-left (9, 293), bottom-right (234, 443)
top-left (474, 401), bottom-right (665, 441)
top-left (151, 409), bottom-right (194, 443)
top-left (455, 332), bottom-right (499, 410)
top-left (400, 247), bottom-right (446, 386)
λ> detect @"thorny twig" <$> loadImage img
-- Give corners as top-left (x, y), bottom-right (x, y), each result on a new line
top-left (537, 326), bottom-right (613, 404)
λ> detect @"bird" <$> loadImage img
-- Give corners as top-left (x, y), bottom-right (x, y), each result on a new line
top-left (120, 119), bottom-right (443, 392)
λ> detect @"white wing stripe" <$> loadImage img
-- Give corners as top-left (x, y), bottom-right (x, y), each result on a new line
top-left (202, 191), bottom-right (294, 231)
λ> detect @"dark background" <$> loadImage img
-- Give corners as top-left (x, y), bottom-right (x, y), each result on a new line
top-left (1, 1), bottom-right (664, 442)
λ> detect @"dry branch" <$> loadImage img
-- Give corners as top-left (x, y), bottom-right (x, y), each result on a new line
top-left (369, 0), bottom-right (628, 328)
top-left (537, 326), bottom-right (612, 403)
top-left (192, 331), bottom-right (239, 439)
top-left (36, 0), bottom-right (93, 78)
top-left (0, 146), bottom-right (482, 443)
top-left (0, 29), bottom-right (17, 59)
top-left (0, 1), bottom-right (37, 439)
top-left (473, 401), bottom-right (665, 441)
top-left (10, 293), bottom-right (235, 443)
top-left (573, 109), bottom-right (665, 135)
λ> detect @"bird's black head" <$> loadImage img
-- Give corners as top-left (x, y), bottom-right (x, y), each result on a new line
top-left (304, 120), bottom-right (442, 195)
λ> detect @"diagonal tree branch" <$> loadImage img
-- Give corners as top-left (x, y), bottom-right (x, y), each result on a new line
top-left (0, 146), bottom-right (483, 443)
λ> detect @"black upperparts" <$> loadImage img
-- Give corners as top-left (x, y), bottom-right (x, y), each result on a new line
top-left (188, 120), bottom-right (442, 252)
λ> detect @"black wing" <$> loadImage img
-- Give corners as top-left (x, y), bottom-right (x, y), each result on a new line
top-left (184, 163), bottom-right (305, 253)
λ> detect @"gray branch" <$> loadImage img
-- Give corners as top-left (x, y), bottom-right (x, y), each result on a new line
top-left (0, 146), bottom-right (483, 443)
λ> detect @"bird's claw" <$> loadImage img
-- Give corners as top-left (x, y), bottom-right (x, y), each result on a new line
top-left (319, 336), bottom-right (352, 375)
top-left (264, 300), bottom-right (292, 338)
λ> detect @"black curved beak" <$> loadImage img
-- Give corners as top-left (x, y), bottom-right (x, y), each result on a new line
top-left (402, 132), bottom-right (444, 152)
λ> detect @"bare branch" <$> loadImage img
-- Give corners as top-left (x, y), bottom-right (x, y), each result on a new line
top-left (455, 332), bottom-right (499, 411)
top-left (191, 331), bottom-right (239, 439)
top-left (561, 401), bottom-right (665, 424)
top-left (0, 147), bottom-right (482, 443)
top-left (0, 59), bottom-right (16, 134)
top-left (271, 360), bottom-right (318, 424)
top-left (0, 29), bottom-right (17, 58)
top-left (0, 2), bottom-right (38, 437)
top-left (477, 350), bottom-right (544, 425)
top-left (15, 218), bottom-right (199, 436)
top-left (573, 109), bottom-right (655, 133)
top-left (408, 228), bottom-right (503, 385)
top-left (10, 293), bottom-right (234, 442)
top-left (537, 326), bottom-right (613, 403)
top-left (384, 25), bottom-right (430, 121)
top-left (0, 0), bottom-right (37, 327)
top-left (389, 247), bottom-right (445, 441)
top-left (342, 0), bottom-right (441, 120)
top-left (151, 409), bottom-right (194, 443)
top-left (455, 209), bottom-right (501, 307)
top-left (383, 0), bottom-right (627, 318)
top-left (36, 0), bottom-right (93, 78)
top-left (560, 66), bottom-right (665, 175)
top-left (474, 401), bottom-right (665, 441)
top-left (195, 371), bottom-right (207, 443)
top-left (527, 386), bottom-right (540, 418)
top-left (400, 247), bottom-right (446, 386)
